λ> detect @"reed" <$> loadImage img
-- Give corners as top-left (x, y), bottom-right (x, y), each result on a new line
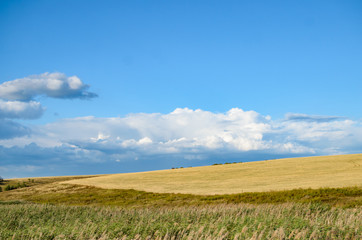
top-left (1, 202), bottom-right (360, 240)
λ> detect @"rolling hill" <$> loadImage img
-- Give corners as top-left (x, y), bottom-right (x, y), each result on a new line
top-left (63, 154), bottom-right (362, 195)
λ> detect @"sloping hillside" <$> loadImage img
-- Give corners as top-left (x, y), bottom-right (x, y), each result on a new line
top-left (63, 154), bottom-right (362, 195)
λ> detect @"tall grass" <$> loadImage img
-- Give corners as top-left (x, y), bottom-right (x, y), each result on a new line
top-left (1, 202), bottom-right (361, 239)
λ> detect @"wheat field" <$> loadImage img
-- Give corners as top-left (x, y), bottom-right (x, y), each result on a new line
top-left (63, 154), bottom-right (362, 195)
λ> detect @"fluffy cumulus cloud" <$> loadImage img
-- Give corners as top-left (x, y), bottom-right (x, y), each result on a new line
top-left (0, 73), bottom-right (96, 147)
top-left (1, 107), bottom-right (362, 177)
top-left (3, 108), bottom-right (272, 152)
top-left (42, 109), bottom-right (361, 156)
top-left (0, 72), bottom-right (97, 101)
top-left (0, 100), bottom-right (44, 119)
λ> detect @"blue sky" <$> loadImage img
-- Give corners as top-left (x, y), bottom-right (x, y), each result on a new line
top-left (0, 0), bottom-right (362, 178)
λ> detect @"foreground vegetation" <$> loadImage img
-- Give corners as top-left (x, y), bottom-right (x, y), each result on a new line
top-left (1, 178), bottom-right (361, 239)
top-left (1, 202), bottom-right (361, 239)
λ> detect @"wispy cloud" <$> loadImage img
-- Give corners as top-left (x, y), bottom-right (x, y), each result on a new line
top-left (0, 72), bottom-right (97, 101)
top-left (0, 119), bottom-right (30, 139)
top-left (285, 113), bottom-right (345, 123)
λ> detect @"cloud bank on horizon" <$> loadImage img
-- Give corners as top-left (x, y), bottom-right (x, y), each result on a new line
top-left (3, 107), bottom-right (360, 154)
top-left (1, 73), bottom-right (362, 178)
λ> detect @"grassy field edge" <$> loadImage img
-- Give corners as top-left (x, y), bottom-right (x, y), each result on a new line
top-left (1, 181), bottom-right (361, 208)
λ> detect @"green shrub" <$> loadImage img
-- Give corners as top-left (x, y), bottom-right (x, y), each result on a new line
top-left (3, 183), bottom-right (28, 191)
top-left (19, 182), bottom-right (27, 188)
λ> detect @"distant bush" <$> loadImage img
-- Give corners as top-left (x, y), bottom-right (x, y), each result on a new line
top-left (172, 167), bottom-right (188, 169)
top-left (19, 182), bottom-right (27, 188)
top-left (0, 177), bottom-right (3, 183)
top-left (212, 162), bottom-right (242, 166)
top-left (0, 187), bottom-right (2, 192)
top-left (4, 182), bottom-right (27, 191)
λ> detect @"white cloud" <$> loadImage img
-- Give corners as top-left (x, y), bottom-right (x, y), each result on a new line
top-left (1, 107), bottom-right (362, 178)
top-left (2, 107), bottom-right (361, 157)
top-left (0, 99), bottom-right (44, 119)
top-left (0, 72), bottom-right (97, 101)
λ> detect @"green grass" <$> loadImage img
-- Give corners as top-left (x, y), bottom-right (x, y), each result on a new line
top-left (1, 183), bottom-right (361, 208)
top-left (1, 202), bottom-right (361, 240)
top-left (28, 186), bottom-right (362, 208)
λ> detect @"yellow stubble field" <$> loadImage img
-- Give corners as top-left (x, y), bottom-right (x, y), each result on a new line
top-left (63, 154), bottom-right (362, 195)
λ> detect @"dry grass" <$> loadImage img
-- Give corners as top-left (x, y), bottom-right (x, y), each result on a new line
top-left (1, 202), bottom-right (361, 239)
top-left (63, 154), bottom-right (362, 195)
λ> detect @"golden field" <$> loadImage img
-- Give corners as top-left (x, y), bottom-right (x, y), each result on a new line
top-left (63, 154), bottom-right (362, 195)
